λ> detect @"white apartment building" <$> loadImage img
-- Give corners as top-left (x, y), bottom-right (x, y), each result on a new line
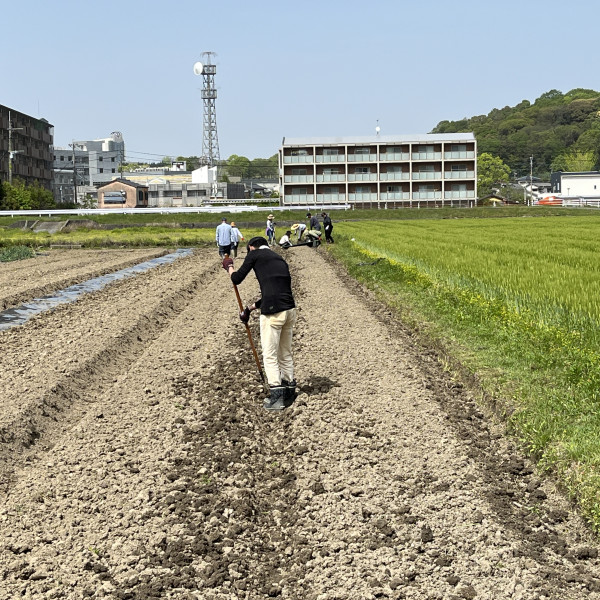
top-left (53, 132), bottom-right (125, 203)
top-left (279, 133), bottom-right (477, 208)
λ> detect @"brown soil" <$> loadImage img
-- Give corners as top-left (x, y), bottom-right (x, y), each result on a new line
top-left (0, 247), bottom-right (599, 599)
top-left (0, 248), bottom-right (168, 310)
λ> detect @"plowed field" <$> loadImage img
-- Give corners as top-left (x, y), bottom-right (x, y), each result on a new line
top-left (0, 247), bottom-right (599, 600)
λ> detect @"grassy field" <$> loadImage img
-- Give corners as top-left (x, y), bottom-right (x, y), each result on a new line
top-left (329, 214), bottom-right (600, 531)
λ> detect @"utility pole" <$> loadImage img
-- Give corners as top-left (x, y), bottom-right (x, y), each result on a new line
top-left (70, 142), bottom-right (78, 204)
top-left (529, 155), bottom-right (534, 206)
top-left (7, 111), bottom-right (24, 185)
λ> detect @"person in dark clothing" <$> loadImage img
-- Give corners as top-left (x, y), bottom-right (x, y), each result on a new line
top-left (321, 212), bottom-right (334, 243)
top-left (222, 236), bottom-right (298, 411)
top-left (306, 212), bottom-right (321, 232)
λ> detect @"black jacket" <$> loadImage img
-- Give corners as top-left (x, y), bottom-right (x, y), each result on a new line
top-left (231, 248), bottom-right (295, 315)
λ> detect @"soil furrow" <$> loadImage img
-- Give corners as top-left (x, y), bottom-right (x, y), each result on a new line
top-left (0, 249), bottom-right (168, 310)
top-left (0, 246), bottom-right (598, 600)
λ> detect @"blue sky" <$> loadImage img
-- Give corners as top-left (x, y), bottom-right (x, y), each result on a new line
top-left (3, 0), bottom-right (598, 162)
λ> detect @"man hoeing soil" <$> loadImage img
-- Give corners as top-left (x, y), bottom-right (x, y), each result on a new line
top-left (222, 236), bottom-right (297, 411)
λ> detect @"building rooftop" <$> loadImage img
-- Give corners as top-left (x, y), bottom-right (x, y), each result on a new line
top-left (282, 132), bottom-right (475, 146)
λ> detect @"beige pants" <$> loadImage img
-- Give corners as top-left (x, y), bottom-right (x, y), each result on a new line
top-left (259, 308), bottom-right (297, 386)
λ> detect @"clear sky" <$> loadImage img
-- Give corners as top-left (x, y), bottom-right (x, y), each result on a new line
top-left (3, 0), bottom-right (598, 162)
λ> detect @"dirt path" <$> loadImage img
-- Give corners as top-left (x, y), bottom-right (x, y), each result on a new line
top-left (0, 248), bottom-right (167, 310)
top-left (0, 247), bottom-right (598, 599)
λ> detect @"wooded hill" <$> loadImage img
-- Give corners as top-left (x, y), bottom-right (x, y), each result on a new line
top-left (432, 89), bottom-right (600, 178)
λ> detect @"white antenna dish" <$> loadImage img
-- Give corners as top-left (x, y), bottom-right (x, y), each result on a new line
top-left (193, 62), bottom-right (204, 75)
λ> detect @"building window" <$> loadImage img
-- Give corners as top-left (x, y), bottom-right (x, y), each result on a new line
top-left (419, 165), bottom-right (435, 172)
top-left (323, 148), bottom-right (340, 156)
top-left (387, 185), bottom-right (401, 192)
top-left (291, 187), bottom-right (307, 194)
top-left (68, 156), bottom-right (72, 161)
top-left (99, 168), bottom-right (104, 173)
top-left (111, 157), bottom-right (115, 162)
top-left (291, 149), bottom-right (308, 156)
top-left (60, 156), bottom-right (64, 161)
top-left (112, 168), bottom-right (116, 173)
top-left (322, 186), bottom-right (339, 194)
top-left (355, 167), bottom-right (370, 173)
top-left (354, 185), bottom-right (371, 193)
top-left (292, 168), bottom-right (307, 175)
top-left (355, 147), bottom-right (370, 155)
top-left (450, 144), bottom-right (467, 152)
top-left (451, 164), bottom-right (467, 171)
top-left (323, 168), bottom-right (340, 174)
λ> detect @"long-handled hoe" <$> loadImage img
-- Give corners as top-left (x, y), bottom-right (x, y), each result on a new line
top-left (226, 259), bottom-right (270, 396)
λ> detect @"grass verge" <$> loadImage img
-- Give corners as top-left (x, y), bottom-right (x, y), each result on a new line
top-left (327, 234), bottom-right (600, 531)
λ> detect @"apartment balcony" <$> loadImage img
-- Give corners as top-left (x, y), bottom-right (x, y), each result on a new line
top-left (379, 152), bottom-right (410, 161)
top-left (348, 173), bottom-right (377, 182)
top-left (444, 171), bottom-right (475, 179)
top-left (315, 155), bottom-right (345, 163)
top-left (316, 193), bottom-right (346, 202)
top-left (349, 193), bottom-right (378, 201)
top-left (347, 154), bottom-right (377, 162)
top-left (444, 151), bottom-right (476, 159)
top-left (283, 155), bottom-right (314, 164)
top-left (380, 172), bottom-right (409, 181)
top-left (413, 191), bottom-right (442, 199)
top-left (412, 152), bottom-right (442, 160)
top-left (444, 190), bottom-right (476, 199)
top-left (285, 194), bottom-right (314, 203)
top-left (284, 175), bottom-right (314, 183)
top-left (412, 172), bottom-right (442, 180)
top-left (316, 174), bottom-right (346, 182)
top-left (380, 192), bottom-right (410, 200)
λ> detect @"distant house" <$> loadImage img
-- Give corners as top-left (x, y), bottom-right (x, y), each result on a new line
top-left (551, 171), bottom-right (600, 198)
top-left (97, 178), bottom-right (148, 209)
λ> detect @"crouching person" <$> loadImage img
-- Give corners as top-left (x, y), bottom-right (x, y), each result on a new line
top-left (222, 236), bottom-right (298, 411)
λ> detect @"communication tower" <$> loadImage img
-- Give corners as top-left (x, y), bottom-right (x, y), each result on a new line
top-left (193, 52), bottom-right (220, 167)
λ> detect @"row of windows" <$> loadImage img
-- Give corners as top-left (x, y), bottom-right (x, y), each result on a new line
top-left (290, 164), bottom-right (471, 174)
top-left (289, 184), bottom-right (469, 194)
top-left (54, 155), bottom-right (116, 162)
top-left (290, 144), bottom-right (470, 156)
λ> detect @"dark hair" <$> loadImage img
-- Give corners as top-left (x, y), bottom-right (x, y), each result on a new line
top-left (306, 212), bottom-right (311, 217)
top-left (247, 236), bottom-right (268, 251)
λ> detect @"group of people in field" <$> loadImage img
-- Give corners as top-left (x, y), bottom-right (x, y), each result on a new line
top-left (217, 210), bottom-right (334, 412)
top-left (216, 211), bottom-right (334, 257)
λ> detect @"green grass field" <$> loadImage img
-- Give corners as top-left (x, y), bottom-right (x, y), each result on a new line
top-left (329, 214), bottom-right (600, 530)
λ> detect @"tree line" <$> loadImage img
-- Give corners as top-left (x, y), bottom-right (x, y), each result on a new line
top-left (433, 88), bottom-right (600, 180)
top-left (0, 180), bottom-right (57, 210)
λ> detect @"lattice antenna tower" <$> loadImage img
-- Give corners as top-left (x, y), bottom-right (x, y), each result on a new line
top-left (193, 52), bottom-right (220, 167)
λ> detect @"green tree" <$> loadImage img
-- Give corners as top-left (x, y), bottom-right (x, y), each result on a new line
top-left (80, 193), bottom-right (97, 209)
top-left (552, 150), bottom-right (597, 172)
top-left (1, 179), bottom-right (31, 209)
top-left (29, 183), bottom-right (56, 209)
top-left (478, 153), bottom-right (511, 196)
top-left (226, 154), bottom-right (251, 178)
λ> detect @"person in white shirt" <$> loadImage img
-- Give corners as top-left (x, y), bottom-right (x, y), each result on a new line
top-left (291, 222), bottom-right (306, 241)
top-left (230, 221), bottom-right (245, 258)
top-left (279, 230), bottom-right (292, 249)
